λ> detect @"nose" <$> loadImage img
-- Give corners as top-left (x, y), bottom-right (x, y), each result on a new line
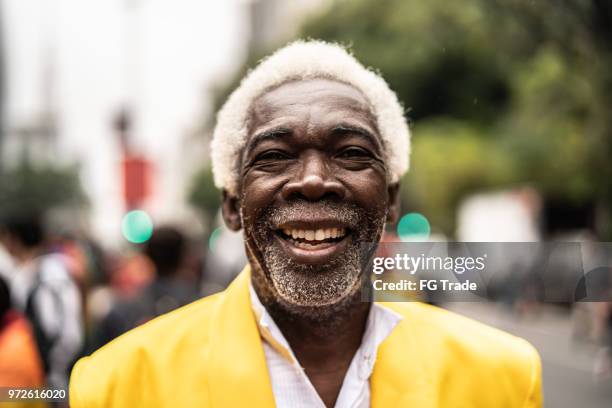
top-left (281, 152), bottom-right (345, 201)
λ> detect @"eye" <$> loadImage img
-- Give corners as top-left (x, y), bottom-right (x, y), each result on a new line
top-left (255, 150), bottom-right (292, 162)
top-left (249, 150), bottom-right (294, 172)
top-left (336, 147), bottom-right (371, 159)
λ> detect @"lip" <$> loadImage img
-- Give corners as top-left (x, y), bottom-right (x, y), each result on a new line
top-left (273, 229), bottom-right (351, 265)
top-left (276, 219), bottom-right (350, 230)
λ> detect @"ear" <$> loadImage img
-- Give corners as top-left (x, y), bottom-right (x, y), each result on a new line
top-left (386, 182), bottom-right (401, 224)
top-left (221, 189), bottom-right (242, 231)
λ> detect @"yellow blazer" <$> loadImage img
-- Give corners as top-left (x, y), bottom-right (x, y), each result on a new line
top-left (70, 266), bottom-right (542, 407)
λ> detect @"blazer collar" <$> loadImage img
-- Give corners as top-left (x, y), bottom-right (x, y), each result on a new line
top-left (207, 266), bottom-right (432, 407)
top-left (207, 266), bottom-right (276, 407)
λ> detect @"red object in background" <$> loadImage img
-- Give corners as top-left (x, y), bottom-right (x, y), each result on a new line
top-left (111, 253), bottom-right (155, 299)
top-left (122, 155), bottom-right (152, 209)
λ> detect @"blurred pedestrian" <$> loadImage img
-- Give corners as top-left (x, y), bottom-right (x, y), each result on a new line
top-left (0, 215), bottom-right (84, 391)
top-left (0, 275), bottom-right (45, 388)
top-left (91, 226), bottom-right (200, 350)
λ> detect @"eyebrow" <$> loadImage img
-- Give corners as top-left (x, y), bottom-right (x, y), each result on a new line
top-left (244, 127), bottom-right (293, 157)
top-left (330, 124), bottom-right (380, 147)
top-left (244, 122), bottom-right (382, 158)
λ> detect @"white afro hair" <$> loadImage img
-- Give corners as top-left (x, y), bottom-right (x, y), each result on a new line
top-left (211, 40), bottom-right (411, 195)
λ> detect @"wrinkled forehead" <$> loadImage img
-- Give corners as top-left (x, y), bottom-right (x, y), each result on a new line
top-left (246, 78), bottom-right (380, 139)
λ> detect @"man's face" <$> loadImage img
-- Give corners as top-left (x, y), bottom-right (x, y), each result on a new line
top-left (223, 78), bottom-right (399, 315)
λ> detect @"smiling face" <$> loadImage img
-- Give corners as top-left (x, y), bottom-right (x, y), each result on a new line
top-left (223, 78), bottom-right (400, 318)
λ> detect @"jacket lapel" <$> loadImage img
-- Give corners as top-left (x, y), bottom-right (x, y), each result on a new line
top-left (207, 267), bottom-right (276, 407)
top-left (371, 302), bottom-right (434, 407)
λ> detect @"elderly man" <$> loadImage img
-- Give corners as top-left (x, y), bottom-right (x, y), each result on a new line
top-left (70, 41), bottom-right (542, 407)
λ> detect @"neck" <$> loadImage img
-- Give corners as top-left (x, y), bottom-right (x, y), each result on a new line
top-left (278, 298), bottom-right (370, 371)
top-left (251, 271), bottom-right (371, 369)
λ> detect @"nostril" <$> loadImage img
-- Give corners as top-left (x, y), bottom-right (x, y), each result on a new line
top-left (281, 175), bottom-right (346, 201)
top-left (320, 191), bottom-right (342, 201)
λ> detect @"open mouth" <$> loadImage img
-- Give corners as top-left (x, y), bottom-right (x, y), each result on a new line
top-left (278, 227), bottom-right (348, 249)
top-left (272, 224), bottom-right (352, 264)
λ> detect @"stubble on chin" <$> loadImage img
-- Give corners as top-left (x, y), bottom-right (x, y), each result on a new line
top-left (246, 200), bottom-right (386, 323)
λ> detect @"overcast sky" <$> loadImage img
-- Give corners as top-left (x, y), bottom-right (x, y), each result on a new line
top-left (2, 0), bottom-right (249, 244)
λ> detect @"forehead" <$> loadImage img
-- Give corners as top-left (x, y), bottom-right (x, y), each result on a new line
top-left (247, 78), bottom-right (378, 136)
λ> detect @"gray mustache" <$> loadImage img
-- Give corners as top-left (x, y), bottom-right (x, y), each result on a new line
top-left (265, 200), bottom-right (363, 229)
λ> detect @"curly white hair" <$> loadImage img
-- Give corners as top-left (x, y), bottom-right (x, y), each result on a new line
top-left (211, 40), bottom-right (411, 195)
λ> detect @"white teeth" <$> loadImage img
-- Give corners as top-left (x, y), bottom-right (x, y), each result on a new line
top-left (283, 227), bottom-right (347, 242)
top-left (314, 229), bottom-right (324, 240)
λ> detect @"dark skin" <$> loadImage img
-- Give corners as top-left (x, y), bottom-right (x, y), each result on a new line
top-left (222, 78), bottom-right (400, 407)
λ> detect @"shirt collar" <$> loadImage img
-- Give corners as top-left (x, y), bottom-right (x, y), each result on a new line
top-left (248, 282), bottom-right (403, 367)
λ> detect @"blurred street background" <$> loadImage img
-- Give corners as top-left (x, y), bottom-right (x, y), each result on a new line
top-left (0, 0), bottom-right (611, 406)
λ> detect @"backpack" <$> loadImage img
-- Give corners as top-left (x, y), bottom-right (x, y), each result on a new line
top-left (24, 267), bottom-right (64, 374)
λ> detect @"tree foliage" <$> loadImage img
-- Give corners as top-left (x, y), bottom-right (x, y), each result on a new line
top-left (301, 0), bottom-right (612, 236)
top-left (187, 165), bottom-right (220, 230)
top-left (0, 161), bottom-right (87, 221)
top-left (192, 0), bottom-right (612, 237)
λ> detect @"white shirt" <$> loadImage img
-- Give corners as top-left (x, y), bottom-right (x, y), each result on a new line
top-left (249, 285), bottom-right (402, 408)
top-left (11, 254), bottom-right (84, 390)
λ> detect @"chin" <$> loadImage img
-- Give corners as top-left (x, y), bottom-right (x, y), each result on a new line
top-left (260, 261), bottom-right (364, 322)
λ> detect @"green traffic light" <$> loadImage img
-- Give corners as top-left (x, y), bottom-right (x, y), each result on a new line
top-left (122, 210), bottom-right (154, 243)
top-left (209, 226), bottom-right (223, 251)
top-left (397, 212), bottom-right (431, 241)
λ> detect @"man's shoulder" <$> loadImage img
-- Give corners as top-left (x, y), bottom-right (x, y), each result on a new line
top-left (384, 301), bottom-right (537, 354)
top-left (374, 302), bottom-right (541, 406)
top-left (382, 302), bottom-right (540, 374)
top-left (70, 292), bottom-right (224, 406)
top-left (381, 302), bottom-right (541, 405)
top-left (84, 291), bottom-right (221, 359)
